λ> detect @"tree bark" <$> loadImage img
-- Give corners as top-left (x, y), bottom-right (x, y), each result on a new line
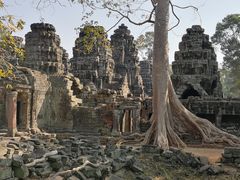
top-left (143, 0), bottom-right (240, 149)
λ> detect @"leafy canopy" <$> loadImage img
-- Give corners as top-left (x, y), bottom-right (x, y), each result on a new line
top-left (212, 14), bottom-right (240, 97)
top-left (0, 0), bottom-right (25, 78)
top-left (135, 31), bottom-right (154, 60)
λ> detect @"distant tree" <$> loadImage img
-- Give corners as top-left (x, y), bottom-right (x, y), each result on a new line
top-left (136, 31), bottom-right (154, 60)
top-left (212, 14), bottom-right (240, 97)
top-left (37, 0), bottom-right (240, 149)
top-left (220, 68), bottom-right (235, 97)
top-left (0, 0), bottom-right (25, 78)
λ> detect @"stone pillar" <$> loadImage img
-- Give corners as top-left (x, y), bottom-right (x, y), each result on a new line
top-left (133, 109), bottom-right (141, 132)
top-left (6, 91), bottom-right (18, 137)
top-left (216, 108), bottom-right (222, 127)
top-left (25, 92), bottom-right (31, 130)
top-left (112, 110), bottom-right (120, 132)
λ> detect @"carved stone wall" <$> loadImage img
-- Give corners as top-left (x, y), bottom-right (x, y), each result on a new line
top-left (140, 60), bottom-right (152, 96)
top-left (172, 25), bottom-right (223, 99)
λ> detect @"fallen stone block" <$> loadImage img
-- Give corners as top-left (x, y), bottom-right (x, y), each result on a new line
top-left (0, 166), bottom-right (12, 179)
top-left (12, 155), bottom-right (24, 167)
top-left (13, 165), bottom-right (29, 179)
top-left (142, 145), bottom-right (163, 154)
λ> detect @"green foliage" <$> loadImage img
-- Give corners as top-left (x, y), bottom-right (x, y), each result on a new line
top-left (0, 0), bottom-right (25, 78)
top-left (220, 68), bottom-right (239, 97)
top-left (135, 31), bottom-right (154, 60)
top-left (77, 24), bottom-right (110, 54)
top-left (212, 14), bottom-right (240, 97)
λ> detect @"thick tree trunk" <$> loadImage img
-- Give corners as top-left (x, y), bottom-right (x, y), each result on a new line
top-left (143, 0), bottom-right (240, 149)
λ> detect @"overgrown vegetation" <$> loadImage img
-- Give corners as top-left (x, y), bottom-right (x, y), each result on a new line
top-left (76, 25), bottom-right (110, 54)
top-left (0, 0), bottom-right (25, 78)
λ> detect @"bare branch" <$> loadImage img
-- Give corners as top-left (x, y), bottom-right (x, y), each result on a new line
top-left (106, 16), bottom-right (124, 32)
top-left (172, 4), bottom-right (198, 11)
top-left (168, 1), bottom-right (199, 31)
top-left (169, 1), bottom-right (180, 31)
top-left (36, 0), bottom-right (65, 10)
top-left (104, 4), bottom-right (155, 26)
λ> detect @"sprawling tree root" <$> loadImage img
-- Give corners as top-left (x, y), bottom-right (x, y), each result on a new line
top-left (143, 76), bottom-right (240, 149)
top-left (143, 0), bottom-right (240, 149)
top-left (117, 133), bottom-right (146, 146)
top-left (25, 150), bottom-right (58, 167)
top-left (50, 157), bottom-right (110, 179)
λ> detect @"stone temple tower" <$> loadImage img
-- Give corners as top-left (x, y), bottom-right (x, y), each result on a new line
top-left (24, 23), bottom-right (67, 74)
top-left (111, 24), bottom-right (144, 97)
top-left (70, 26), bottom-right (115, 89)
top-left (171, 25), bottom-right (223, 99)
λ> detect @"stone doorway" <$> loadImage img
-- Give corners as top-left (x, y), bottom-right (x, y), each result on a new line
top-left (181, 87), bottom-right (200, 99)
top-left (221, 115), bottom-right (240, 128)
top-left (16, 92), bottom-right (30, 130)
top-left (121, 109), bottom-right (133, 133)
top-left (196, 113), bottom-right (216, 124)
top-left (17, 101), bottom-right (22, 127)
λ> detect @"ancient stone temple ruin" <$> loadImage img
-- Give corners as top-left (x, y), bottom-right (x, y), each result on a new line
top-left (0, 23), bottom-right (239, 137)
top-left (172, 25), bottom-right (223, 98)
top-left (138, 25), bottom-right (240, 135)
top-left (110, 24), bottom-right (144, 97)
top-left (70, 26), bottom-right (115, 89)
top-left (0, 23), bottom-right (145, 136)
top-left (0, 23), bottom-right (83, 135)
top-left (170, 25), bottom-right (240, 133)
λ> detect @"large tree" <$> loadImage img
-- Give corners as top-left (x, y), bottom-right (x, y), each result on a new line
top-left (38, 0), bottom-right (240, 149)
top-left (212, 14), bottom-right (240, 97)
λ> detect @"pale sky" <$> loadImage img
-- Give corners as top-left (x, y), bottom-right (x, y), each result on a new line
top-left (4, 0), bottom-right (240, 65)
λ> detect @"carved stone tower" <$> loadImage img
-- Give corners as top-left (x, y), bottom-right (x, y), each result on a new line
top-left (70, 26), bottom-right (115, 89)
top-left (24, 23), bottom-right (66, 74)
top-left (171, 25), bottom-right (223, 99)
top-left (111, 24), bottom-right (144, 97)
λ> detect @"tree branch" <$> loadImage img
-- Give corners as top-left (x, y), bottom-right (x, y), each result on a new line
top-left (169, 1), bottom-right (198, 31)
top-left (169, 1), bottom-right (180, 31)
top-left (106, 16), bottom-right (124, 32)
top-left (36, 0), bottom-right (65, 10)
top-left (172, 4), bottom-right (198, 11)
top-left (103, 4), bottom-right (155, 26)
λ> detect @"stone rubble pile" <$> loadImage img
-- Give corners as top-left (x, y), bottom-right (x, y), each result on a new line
top-left (0, 134), bottom-right (226, 179)
top-left (142, 145), bottom-right (223, 176)
top-left (222, 147), bottom-right (240, 167)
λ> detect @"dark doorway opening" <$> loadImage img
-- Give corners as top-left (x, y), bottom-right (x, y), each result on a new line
top-left (17, 101), bottom-right (21, 127)
top-left (221, 115), bottom-right (240, 128)
top-left (196, 113), bottom-right (216, 124)
top-left (181, 86), bottom-right (200, 99)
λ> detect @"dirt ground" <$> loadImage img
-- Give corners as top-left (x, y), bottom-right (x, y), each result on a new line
top-left (184, 147), bottom-right (224, 164)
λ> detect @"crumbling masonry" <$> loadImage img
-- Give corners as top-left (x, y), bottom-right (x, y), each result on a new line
top-left (0, 24), bottom-right (239, 137)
